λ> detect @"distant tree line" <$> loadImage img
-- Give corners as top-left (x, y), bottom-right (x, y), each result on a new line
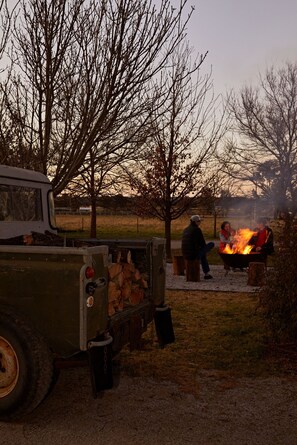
top-left (55, 193), bottom-right (274, 219)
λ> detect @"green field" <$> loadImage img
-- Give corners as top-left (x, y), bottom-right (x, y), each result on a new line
top-left (56, 213), bottom-right (276, 265)
top-left (56, 213), bottom-right (259, 240)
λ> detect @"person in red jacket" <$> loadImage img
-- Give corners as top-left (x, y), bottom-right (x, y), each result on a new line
top-left (219, 221), bottom-right (235, 253)
top-left (251, 217), bottom-right (274, 255)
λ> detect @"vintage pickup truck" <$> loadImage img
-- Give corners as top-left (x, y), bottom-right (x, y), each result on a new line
top-left (0, 165), bottom-right (174, 421)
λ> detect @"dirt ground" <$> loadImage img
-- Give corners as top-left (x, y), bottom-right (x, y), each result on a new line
top-left (1, 263), bottom-right (297, 445)
top-left (1, 364), bottom-right (297, 445)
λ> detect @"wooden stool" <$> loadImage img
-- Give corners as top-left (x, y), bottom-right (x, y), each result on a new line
top-left (185, 259), bottom-right (200, 282)
top-left (172, 256), bottom-right (185, 275)
top-left (247, 262), bottom-right (266, 286)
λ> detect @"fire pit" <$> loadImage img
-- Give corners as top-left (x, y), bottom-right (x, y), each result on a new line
top-left (219, 252), bottom-right (266, 269)
top-left (218, 227), bottom-right (267, 269)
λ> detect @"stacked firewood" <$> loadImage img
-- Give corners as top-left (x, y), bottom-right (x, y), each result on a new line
top-left (107, 252), bottom-right (148, 316)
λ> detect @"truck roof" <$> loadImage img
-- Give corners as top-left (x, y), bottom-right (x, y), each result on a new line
top-left (0, 165), bottom-right (50, 185)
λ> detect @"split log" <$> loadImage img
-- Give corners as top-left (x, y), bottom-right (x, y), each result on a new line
top-left (139, 277), bottom-right (148, 289)
top-left (122, 262), bottom-right (136, 279)
top-left (108, 281), bottom-right (121, 303)
top-left (108, 263), bottom-right (123, 280)
top-left (114, 294), bottom-right (124, 312)
top-left (108, 269), bottom-right (123, 316)
top-left (247, 262), bottom-right (266, 286)
top-left (134, 268), bottom-right (142, 281)
top-left (108, 302), bottom-right (116, 316)
top-left (172, 256), bottom-right (185, 275)
top-left (130, 284), bottom-right (144, 305)
top-left (121, 279), bottom-right (132, 300)
top-left (185, 259), bottom-right (200, 282)
top-left (112, 248), bottom-right (131, 263)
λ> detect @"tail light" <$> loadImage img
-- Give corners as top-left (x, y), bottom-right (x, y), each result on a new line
top-left (85, 266), bottom-right (95, 279)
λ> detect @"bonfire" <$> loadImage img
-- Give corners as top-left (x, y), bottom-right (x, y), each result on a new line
top-left (223, 228), bottom-right (256, 255)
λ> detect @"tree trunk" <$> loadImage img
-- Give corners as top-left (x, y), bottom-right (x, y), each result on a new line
top-left (213, 210), bottom-right (217, 239)
top-left (90, 197), bottom-right (97, 238)
top-left (164, 217), bottom-right (172, 261)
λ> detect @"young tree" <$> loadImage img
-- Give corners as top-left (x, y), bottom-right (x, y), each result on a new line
top-left (226, 62), bottom-right (297, 216)
top-left (126, 42), bottom-right (227, 258)
top-left (1, 0), bottom-right (192, 195)
top-left (68, 143), bottom-right (129, 238)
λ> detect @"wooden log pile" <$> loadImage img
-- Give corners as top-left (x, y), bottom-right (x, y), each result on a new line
top-left (108, 251), bottom-right (148, 316)
top-left (0, 231), bottom-right (96, 247)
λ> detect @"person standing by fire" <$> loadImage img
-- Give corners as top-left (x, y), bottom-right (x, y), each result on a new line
top-left (182, 215), bottom-right (214, 279)
top-left (250, 217), bottom-right (274, 255)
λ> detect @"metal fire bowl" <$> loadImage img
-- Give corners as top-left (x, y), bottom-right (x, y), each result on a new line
top-left (219, 252), bottom-right (266, 268)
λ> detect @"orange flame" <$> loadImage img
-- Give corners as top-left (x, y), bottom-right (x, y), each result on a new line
top-left (223, 228), bottom-right (256, 254)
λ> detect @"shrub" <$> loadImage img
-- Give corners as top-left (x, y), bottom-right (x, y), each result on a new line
top-left (258, 214), bottom-right (297, 342)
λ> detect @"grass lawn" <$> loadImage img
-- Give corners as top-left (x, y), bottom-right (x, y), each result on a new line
top-left (56, 213), bottom-right (259, 241)
top-left (56, 214), bottom-right (276, 266)
top-left (118, 290), bottom-right (296, 396)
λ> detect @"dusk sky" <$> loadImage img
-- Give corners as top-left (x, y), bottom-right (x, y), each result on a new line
top-left (183, 0), bottom-right (297, 96)
top-left (3, 0), bottom-right (297, 98)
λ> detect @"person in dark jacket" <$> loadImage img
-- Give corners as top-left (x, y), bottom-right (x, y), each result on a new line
top-left (181, 215), bottom-right (215, 279)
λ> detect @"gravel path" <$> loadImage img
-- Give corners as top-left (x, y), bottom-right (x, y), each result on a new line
top-left (166, 263), bottom-right (261, 293)
top-left (1, 366), bottom-right (297, 445)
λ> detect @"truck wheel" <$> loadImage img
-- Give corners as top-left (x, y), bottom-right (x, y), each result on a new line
top-left (0, 306), bottom-right (54, 421)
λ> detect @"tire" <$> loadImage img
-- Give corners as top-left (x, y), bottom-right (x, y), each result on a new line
top-left (0, 305), bottom-right (54, 421)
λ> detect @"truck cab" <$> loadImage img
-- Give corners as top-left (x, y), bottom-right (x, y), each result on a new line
top-left (0, 165), bottom-right (56, 238)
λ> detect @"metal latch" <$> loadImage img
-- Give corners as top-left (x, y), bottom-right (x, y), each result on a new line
top-left (88, 336), bottom-right (113, 349)
top-left (94, 277), bottom-right (107, 288)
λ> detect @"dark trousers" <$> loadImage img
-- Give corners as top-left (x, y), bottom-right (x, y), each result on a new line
top-left (197, 242), bottom-right (215, 274)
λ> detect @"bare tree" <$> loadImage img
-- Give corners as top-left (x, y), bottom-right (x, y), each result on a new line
top-left (126, 42), bottom-right (227, 258)
top-left (69, 143), bottom-right (129, 238)
top-left (1, 0), bottom-right (193, 195)
top-left (226, 62), bottom-right (297, 216)
top-left (0, 1), bottom-right (19, 157)
top-left (69, 94), bottom-right (160, 237)
top-left (0, 0), bottom-right (15, 61)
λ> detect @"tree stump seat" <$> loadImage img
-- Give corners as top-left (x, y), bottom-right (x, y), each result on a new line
top-left (172, 255), bottom-right (185, 275)
top-left (185, 259), bottom-right (200, 282)
top-left (247, 262), bottom-right (266, 286)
